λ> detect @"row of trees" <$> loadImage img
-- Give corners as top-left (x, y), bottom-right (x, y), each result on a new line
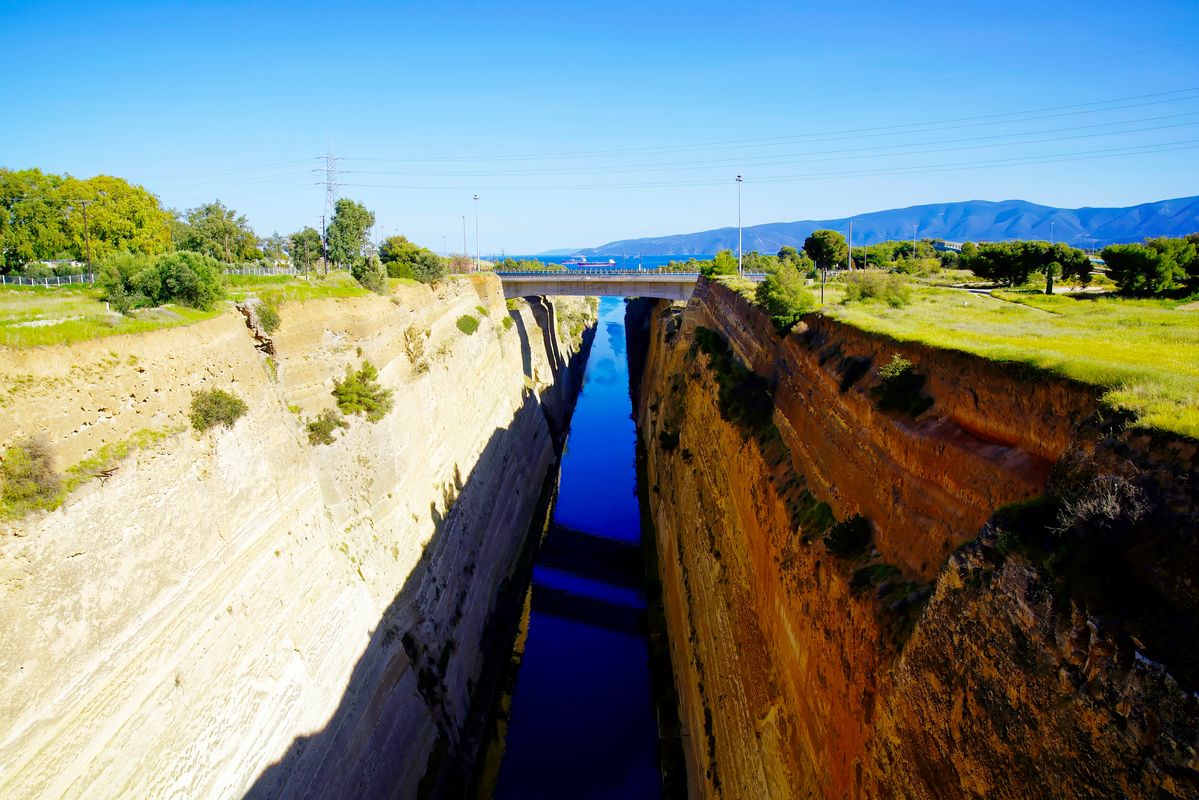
top-left (958, 241), bottom-right (1092, 292)
top-left (0, 168), bottom-right (173, 270)
top-left (0, 168), bottom-right (435, 278)
top-left (1101, 236), bottom-right (1199, 295)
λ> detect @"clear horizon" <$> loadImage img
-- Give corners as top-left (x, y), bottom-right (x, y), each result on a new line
top-left (3, 0), bottom-right (1197, 253)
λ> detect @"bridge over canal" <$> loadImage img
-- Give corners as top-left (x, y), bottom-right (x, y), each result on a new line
top-left (496, 269), bottom-right (764, 300)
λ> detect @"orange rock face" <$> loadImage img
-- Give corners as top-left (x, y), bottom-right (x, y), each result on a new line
top-left (632, 281), bottom-right (1199, 799)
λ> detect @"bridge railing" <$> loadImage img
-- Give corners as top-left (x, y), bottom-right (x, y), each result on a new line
top-left (494, 269), bottom-right (766, 278)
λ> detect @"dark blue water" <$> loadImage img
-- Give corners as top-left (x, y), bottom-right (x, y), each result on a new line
top-left (493, 296), bottom-right (661, 799)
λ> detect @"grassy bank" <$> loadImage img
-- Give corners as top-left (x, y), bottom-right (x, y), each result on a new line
top-left (0, 285), bottom-right (223, 348)
top-left (0, 271), bottom-right (380, 348)
top-left (823, 285), bottom-right (1199, 438)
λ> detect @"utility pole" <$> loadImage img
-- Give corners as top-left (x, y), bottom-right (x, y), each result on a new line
top-left (1050, 220), bottom-right (1055, 246)
top-left (848, 220), bottom-right (853, 270)
top-left (323, 141), bottom-right (338, 274)
top-left (473, 194), bottom-right (480, 271)
top-left (736, 175), bottom-right (743, 276)
top-left (912, 224), bottom-right (918, 259)
top-left (80, 200), bottom-right (93, 269)
top-left (321, 214), bottom-right (328, 275)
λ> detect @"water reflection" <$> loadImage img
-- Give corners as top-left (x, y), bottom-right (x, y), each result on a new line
top-left (492, 297), bottom-right (661, 799)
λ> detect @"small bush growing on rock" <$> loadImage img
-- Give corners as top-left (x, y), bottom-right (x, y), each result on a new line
top-left (306, 409), bottom-right (349, 445)
top-left (403, 324), bottom-right (429, 374)
top-left (850, 563), bottom-right (901, 592)
top-left (1, 437), bottom-right (61, 515)
top-left (333, 361), bottom-right (394, 422)
top-left (256, 302), bottom-right (281, 334)
top-left (189, 388), bottom-right (248, 432)
top-left (823, 515), bottom-right (872, 557)
top-left (456, 315), bottom-right (480, 335)
top-left (872, 355), bottom-right (933, 417)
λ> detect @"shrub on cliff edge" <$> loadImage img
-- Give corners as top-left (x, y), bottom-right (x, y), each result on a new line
top-left (190, 388), bottom-right (248, 432)
top-left (872, 355), bottom-right (933, 417)
top-left (333, 361), bottom-right (394, 422)
top-left (352, 254), bottom-right (389, 294)
top-left (755, 260), bottom-right (816, 334)
top-left (306, 409), bottom-right (349, 445)
top-left (1, 437), bottom-right (61, 516)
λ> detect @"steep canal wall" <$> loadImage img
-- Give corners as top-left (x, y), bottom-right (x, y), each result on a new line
top-left (0, 275), bottom-right (594, 799)
top-left (629, 280), bottom-right (1199, 799)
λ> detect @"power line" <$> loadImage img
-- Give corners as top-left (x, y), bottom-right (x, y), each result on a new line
top-left (340, 87), bottom-right (1199, 164)
top-left (336, 138), bottom-right (1199, 192)
top-left (340, 112), bottom-right (1199, 179)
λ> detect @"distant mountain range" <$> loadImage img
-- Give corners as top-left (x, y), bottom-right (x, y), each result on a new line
top-left (575, 196), bottom-right (1199, 256)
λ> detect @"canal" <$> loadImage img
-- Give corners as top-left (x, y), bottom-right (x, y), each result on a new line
top-left (488, 296), bottom-right (662, 798)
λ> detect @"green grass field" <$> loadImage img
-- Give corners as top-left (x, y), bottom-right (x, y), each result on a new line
top-left (825, 285), bottom-right (1199, 439)
top-left (226, 271), bottom-right (372, 304)
top-left (0, 272), bottom-right (380, 348)
top-left (0, 285), bottom-right (222, 348)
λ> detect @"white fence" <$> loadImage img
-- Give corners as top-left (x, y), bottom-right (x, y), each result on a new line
top-left (224, 267), bottom-right (299, 276)
top-left (1, 268), bottom-right (304, 286)
top-left (1, 273), bottom-right (97, 286)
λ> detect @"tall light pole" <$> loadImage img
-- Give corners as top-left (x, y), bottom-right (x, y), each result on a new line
top-left (473, 194), bottom-right (480, 271)
top-left (1050, 220), bottom-right (1055, 246)
top-left (848, 220), bottom-right (854, 270)
top-left (736, 175), bottom-right (743, 276)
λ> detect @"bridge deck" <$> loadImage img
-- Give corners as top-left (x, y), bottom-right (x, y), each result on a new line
top-left (495, 270), bottom-right (763, 299)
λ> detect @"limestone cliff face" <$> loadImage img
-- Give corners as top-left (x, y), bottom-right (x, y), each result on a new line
top-left (630, 280), bottom-right (1199, 799)
top-left (0, 275), bottom-right (593, 799)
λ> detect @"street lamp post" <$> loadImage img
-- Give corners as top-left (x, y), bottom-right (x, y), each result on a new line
top-left (473, 194), bottom-right (480, 272)
top-left (736, 175), bottom-right (743, 276)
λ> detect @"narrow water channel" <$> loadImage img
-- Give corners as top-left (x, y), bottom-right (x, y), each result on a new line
top-left (491, 296), bottom-right (662, 798)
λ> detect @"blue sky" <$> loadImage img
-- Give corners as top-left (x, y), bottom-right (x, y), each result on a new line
top-left (3, 0), bottom-right (1197, 253)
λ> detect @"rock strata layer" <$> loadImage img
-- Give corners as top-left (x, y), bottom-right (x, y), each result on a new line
top-left (630, 279), bottom-right (1198, 799)
top-left (0, 275), bottom-right (593, 799)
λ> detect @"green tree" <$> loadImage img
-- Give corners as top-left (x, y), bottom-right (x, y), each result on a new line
top-left (409, 249), bottom-right (448, 283)
top-left (351, 253), bottom-right (389, 293)
top-left (176, 201), bottom-right (259, 263)
top-left (378, 234), bottom-right (446, 282)
top-left (700, 248), bottom-right (738, 278)
top-left (100, 250), bottom-right (224, 309)
top-left (287, 226), bottom-right (323, 273)
top-left (777, 245), bottom-right (801, 265)
top-left (326, 198), bottom-right (375, 268)
top-left (0, 168), bottom-right (69, 272)
top-left (755, 260), bottom-right (816, 334)
top-left (262, 232), bottom-right (287, 267)
top-left (960, 241), bottom-right (1089, 288)
top-left (58, 175), bottom-right (173, 263)
top-left (803, 229), bottom-right (848, 271)
top-left (1102, 238), bottom-right (1194, 295)
top-left (379, 235), bottom-right (421, 267)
